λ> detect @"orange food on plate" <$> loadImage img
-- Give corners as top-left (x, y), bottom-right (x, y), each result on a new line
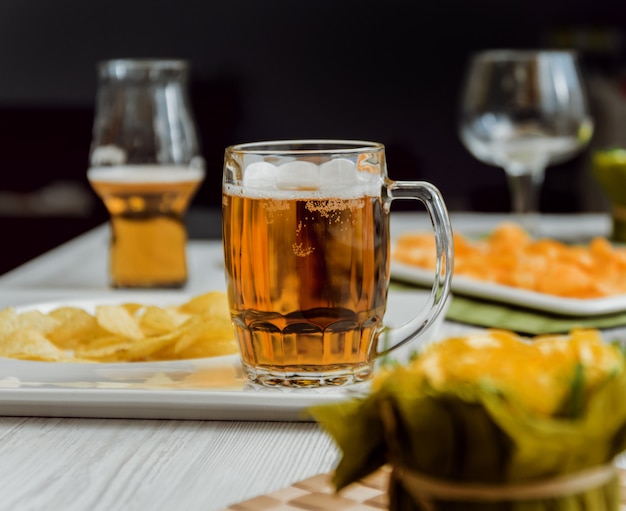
top-left (393, 222), bottom-right (626, 299)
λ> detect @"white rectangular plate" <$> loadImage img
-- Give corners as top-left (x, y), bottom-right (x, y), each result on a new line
top-left (391, 260), bottom-right (626, 317)
top-left (0, 290), bottom-right (447, 421)
top-left (0, 351), bottom-right (351, 422)
top-left (0, 379), bottom-right (351, 422)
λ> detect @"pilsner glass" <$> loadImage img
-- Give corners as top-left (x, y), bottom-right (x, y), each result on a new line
top-left (222, 140), bottom-right (453, 388)
top-left (88, 59), bottom-right (205, 288)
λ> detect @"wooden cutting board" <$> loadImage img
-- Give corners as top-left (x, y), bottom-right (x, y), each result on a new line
top-left (220, 466), bottom-right (626, 511)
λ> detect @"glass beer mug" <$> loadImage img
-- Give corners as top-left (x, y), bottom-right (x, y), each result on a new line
top-left (88, 59), bottom-right (205, 288)
top-left (222, 140), bottom-right (453, 388)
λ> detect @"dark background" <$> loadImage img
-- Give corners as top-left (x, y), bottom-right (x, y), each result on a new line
top-left (0, 0), bottom-right (625, 274)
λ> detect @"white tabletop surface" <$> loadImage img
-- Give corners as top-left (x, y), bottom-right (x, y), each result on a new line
top-left (0, 211), bottom-right (618, 510)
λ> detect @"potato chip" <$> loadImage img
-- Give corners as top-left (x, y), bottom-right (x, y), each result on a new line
top-left (47, 307), bottom-right (104, 350)
top-left (124, 327), bottom-right (189, 361)
top-left (16, 310), bottom-right (62, 334)
top-left (0, 328), bottom-right (65, 362)
top-left (173, 316), bottom-right (238, 357)
top-left (96, 305), bottom-right (145, 341)
top-left (139, 306), bottom-right (189, 337)
top-left (0, 307), bottom-right (20, 338)
top-left (74, 335), bottom-right (135, 361)
top-left (120, 303), bottom-right (144, 316)
top-left (179, 291), bottom-right (229, 317)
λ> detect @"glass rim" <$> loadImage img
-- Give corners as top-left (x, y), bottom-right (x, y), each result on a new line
top-left (97, 59), bottom-right (188, 76)
top-left (471, 49), bottom-right (578, 61)
top-left (226, 139), bottom-right (385, 155)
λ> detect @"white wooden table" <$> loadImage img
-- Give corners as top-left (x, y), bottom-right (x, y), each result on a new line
top-left (0, 212), bottom-right (615, 511)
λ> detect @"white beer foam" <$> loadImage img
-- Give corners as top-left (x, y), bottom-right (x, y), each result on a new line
top-left (88, 165), bottom-right (205, 183)
top-left (277, 161), bottom-right (319, 189)
top-left (240, 158), bottom-right (380, 193)
top-left (242, 161), bottom-right (279, 187)
top-left (91, 145), bottom-right (127, 166)
top-left (319, 158), bottom-right (358, 185)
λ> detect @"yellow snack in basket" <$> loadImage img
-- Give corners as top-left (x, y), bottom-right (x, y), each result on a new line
top-left (393, 222), bottom-right (626, 299)
top-left (310, 328), bottom-right (626, 509)
top-left (0, 291), bottom-right (238, 363)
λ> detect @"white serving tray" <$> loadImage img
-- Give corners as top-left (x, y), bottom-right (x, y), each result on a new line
top-left (391, 260), bottom-right (626, 316)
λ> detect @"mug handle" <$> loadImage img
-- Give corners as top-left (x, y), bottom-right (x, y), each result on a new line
top-left (376, 180), bottom-right (454, 357)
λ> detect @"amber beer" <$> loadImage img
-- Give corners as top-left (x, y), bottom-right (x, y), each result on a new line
top-left (223, 184), bottom-right (390, 386)
top-left (88, 165), bottom-right (203, 288)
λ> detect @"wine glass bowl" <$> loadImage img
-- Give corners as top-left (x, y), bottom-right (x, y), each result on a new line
top-left (459, 50), bottom-right (594, 232)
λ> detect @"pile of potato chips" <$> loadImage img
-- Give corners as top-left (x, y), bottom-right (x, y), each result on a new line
top-left (0, 292), bottom-right (238, 363)
top-left (394, 222), bottom-right (626, 299)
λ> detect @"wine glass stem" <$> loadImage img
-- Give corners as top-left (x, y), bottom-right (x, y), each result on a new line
top-left (505, 167), bottom-right (545, 237)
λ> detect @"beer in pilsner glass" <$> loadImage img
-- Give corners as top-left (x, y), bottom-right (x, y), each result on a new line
top-left (88, 165), bottom-right (203, 288)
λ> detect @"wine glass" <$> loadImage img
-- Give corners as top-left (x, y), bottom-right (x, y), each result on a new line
top-left (459, 49), bottom-right (594, 235)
